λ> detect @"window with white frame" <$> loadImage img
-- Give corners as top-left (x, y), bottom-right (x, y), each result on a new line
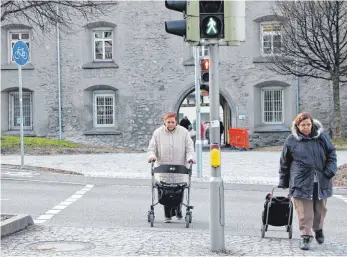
top-left (9, 91), bottom-right (33, 130)
top-left (261, 88), bottom-right (284, 124)
top-left (93, 91), bottom-right (115, 127)
top-left (261, 23), bottom-right (281, 55)
top-left (9, 31), bottom-right (31, 63)
top-left (93, 29), bottom-right (113, 61)
top-left (199, 46), bottom-right (209, 57)
top-left (190, 46), bottom-right (210, 62)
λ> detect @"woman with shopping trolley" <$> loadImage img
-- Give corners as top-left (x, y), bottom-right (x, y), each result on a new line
top-left (278, 112), bottom-right (337, 250)
top-left (147, 112), bottom-right (196, 223)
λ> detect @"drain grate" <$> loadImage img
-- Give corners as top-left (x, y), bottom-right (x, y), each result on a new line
top-left (25, 241), bottom-right (95, 252)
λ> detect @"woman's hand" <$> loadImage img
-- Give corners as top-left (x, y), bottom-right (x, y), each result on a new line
top-left (148, 157), bottom-right (156, 163)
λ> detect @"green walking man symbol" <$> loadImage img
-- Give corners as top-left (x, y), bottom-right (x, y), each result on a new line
top-left (206, 17), bottom-right (218, 35)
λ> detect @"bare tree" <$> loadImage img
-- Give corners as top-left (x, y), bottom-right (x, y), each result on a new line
top-left (1, 1), bottom-right (117, 32)
top-left (266, 1), bottom-right (347, 138)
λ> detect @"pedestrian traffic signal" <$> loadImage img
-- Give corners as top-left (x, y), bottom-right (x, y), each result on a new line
top-left (165, 0), bottom-right (200, 43)
top-left (200, 58), bottom-right (209, 84)
top-left (199, 1), bottom-right (224, 40)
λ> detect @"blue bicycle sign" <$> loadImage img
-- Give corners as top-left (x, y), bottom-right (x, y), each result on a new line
top-left (12, 41), bottom-right (29, 66)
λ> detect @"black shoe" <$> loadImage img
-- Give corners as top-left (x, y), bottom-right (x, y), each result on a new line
top-left (176, 211), bottom-right (183, 220)
top-left (315, 229), bottom-right (324, 244)
top-left (300, 236), bottom-right (311, 250)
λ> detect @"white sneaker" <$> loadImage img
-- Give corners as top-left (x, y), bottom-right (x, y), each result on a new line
top-left (164, 217), bottom-right (171, 223)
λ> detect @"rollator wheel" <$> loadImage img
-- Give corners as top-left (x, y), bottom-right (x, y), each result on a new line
top-left (261, 224), bottom-right (266, 238)
top-left (189, 212), bottom-right (192, 223)
top-left (185, 213), bottom-right (190, 228)
top-left (147, 211), bottom-right (151, 222)
top-left (288, 225), bottom-right (293, 239)
top-left (149, 213), bottom-right (154, 227)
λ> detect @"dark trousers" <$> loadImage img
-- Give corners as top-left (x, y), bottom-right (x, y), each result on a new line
top-left (164, 204), bottom-right (182, 218)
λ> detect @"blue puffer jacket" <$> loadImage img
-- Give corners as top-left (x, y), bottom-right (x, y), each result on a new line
top-left (278, 119), bottom-right (337, 200)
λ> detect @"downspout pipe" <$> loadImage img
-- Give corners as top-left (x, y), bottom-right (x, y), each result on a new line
top-left (296, 76), bottom-right (300, 114)
top-left (56, 5), bottom-right (62, 139)
top-left (295, 0), bottom-right (300, 114)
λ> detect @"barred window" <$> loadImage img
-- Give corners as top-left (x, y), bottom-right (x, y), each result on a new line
top-left (9, 92), bottom-right (33, 130)
top-left (261, 88), bottom-right (283, 124)
top-left (93, 92), bottom-right (115, 127)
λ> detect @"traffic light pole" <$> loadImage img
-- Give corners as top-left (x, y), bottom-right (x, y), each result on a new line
top-left (19, 66), bottom-right (24, 169)
top-left (209, 43), bottom-right (225, 252)
top-left (194, 46), bottom-right (202, 178)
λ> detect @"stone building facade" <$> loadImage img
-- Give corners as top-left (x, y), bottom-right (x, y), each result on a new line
top-left (1, 1), bottom-right (346, 149)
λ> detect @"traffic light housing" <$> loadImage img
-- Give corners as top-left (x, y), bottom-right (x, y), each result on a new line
top-left (200, 57), bottom-right (210, 84)
top-left (199, 1), bottom-right (224, 40)
top-left (224, 0), bottom-right (246, 44)
top-left (165, 0), bottom-right (200, 43)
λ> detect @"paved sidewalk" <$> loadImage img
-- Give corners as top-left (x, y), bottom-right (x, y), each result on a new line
top-left (2, 225), bottom-right (347, 256)
top-left (2, 151), bottom-right (347, 185)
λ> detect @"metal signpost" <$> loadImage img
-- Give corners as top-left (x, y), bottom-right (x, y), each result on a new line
top-left (194, 46), bottom-right (203, 178)
top-left (12, 40), bottom-right (29, 169)
top-left (209, 43), bottom-right (224, 252)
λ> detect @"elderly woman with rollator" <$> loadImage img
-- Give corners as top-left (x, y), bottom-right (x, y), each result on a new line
top-left (278, 112), bottom-right (337, 250)
top-left (147, 112), bottom-right (195, 223)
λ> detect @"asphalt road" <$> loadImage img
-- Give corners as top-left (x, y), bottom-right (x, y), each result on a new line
top-left (2, 168), bottom-right (347, 243)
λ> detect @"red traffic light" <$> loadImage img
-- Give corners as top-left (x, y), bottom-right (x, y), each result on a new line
top-left (201, 59), bottom-right (209, 71)
top-left (201, 59), bottom-right (210, 83)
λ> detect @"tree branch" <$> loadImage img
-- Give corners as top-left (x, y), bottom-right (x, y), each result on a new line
top-left (1, 1), bottom-right (117, 32)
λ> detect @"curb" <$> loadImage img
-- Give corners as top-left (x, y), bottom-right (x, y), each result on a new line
top-left (1, 164), bottom-right (83, 176)
top-left (1, 214), bottom-right (34, 237)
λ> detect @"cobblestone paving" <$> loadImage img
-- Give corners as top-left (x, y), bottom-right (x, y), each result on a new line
top-left (2, 225), bottom-right (347, 256)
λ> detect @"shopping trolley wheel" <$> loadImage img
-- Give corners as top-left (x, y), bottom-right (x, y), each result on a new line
top-left (288, 225), bottom-right (293, 239)
top-left (148, 212), bottom-right (154, 227)
top-left (261, 224), bottom-right (266, 238)
top-left (185, 213), bottom-right (191, 228)
top-left (147, 211), bottom-right (151, 222)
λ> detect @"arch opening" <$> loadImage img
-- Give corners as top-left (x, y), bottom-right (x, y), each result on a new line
top-left (175, 85), bottom-right (235, 146)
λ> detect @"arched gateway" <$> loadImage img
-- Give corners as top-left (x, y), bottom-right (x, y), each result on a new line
top-left (173, 84), bottom-right (237, 145)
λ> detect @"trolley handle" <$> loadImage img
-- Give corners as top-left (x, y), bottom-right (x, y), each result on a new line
top-left (188, 160), bottom-right (193, 171)
top-left (271, 186), bottom-right (290, 198)
top-left (150, 159), bottom-right (155, 173)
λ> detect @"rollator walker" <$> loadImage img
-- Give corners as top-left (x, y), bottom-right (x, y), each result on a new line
top-left (147, 161), bottom-right (194, 228)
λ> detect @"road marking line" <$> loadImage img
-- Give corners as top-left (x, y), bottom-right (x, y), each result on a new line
top-left (52, 205), bottom-right (68, 210)
top-left (65, 197), bottom-right (78, 202)
top-left (34, 220), bottom-right (46, 224)
top-left (75, 190), bottom-right (87, 195)
top-left (35, 214), bottom-right (54, 220)
top-left (33, 184), bottom-right (94, 224)
top-left (70, 195), bottom-right (83, 199)
top-left (60, 201), bottom-right (73, 206)
top-left (46, 209), bottom-right (61, 214)
top-left (334, 194), bottom-right (347, 204)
